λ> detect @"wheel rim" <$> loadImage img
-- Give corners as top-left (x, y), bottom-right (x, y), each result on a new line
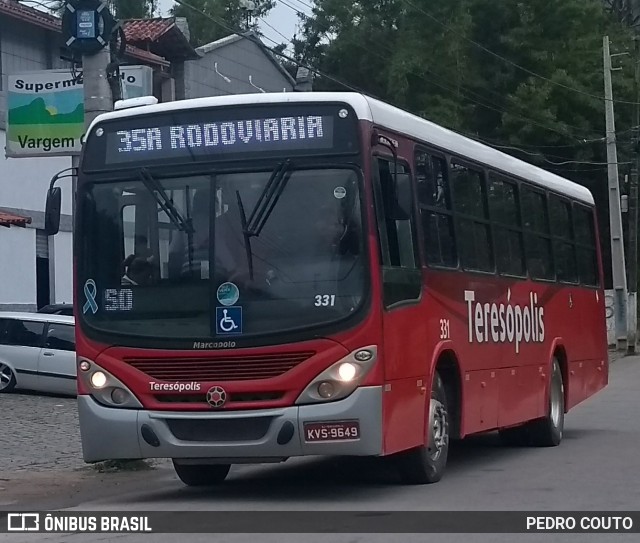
top-left (0, 364), bottom-right (13, 391)
top-left (427, 398), bottom-right (448, 461)
top-left (550, 369), bottom-right (563, 429)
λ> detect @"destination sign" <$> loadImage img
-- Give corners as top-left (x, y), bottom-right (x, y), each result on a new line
top-left (83, 104), bottom-right (358, 171)
top-left (106, 115), bottom-right (333, 164)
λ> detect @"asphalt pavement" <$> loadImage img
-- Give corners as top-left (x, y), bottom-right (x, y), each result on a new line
top-left (1, 351), bottom-right (639, 542)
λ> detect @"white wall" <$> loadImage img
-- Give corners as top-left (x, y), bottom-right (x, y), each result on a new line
top-left (0, 130), bottom-right (73, 215)
top-left (0, 129), bottom-right (74, 309)
top-left (52, 232), bottom-right (73, 304)
top-left (0, 226), bottom-right (36, 306)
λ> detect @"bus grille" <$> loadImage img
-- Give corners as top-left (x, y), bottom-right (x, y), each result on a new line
top-left (166, 417), bottom-right (273, 442)
top-left (124, 351), bottom-right (315, 381)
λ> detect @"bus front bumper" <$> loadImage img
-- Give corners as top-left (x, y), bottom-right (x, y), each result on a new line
top-left (77, 386), bottom-right (383, 463)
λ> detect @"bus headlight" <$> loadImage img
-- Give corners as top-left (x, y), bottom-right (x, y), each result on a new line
top-left (78, 358), bottom-right (142, 409)
top-left (295, 346), bottom-right (378, 405)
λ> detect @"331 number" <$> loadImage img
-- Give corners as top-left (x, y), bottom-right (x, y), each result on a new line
top-left (315, 294), bottom-right (336, 307)
top-left (439, 319), bottom-right (450, 339)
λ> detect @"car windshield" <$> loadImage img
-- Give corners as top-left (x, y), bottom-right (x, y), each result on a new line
top-left (78, 167), bottom-right (367, 342)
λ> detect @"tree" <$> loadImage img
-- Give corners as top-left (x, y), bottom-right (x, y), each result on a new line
top-left (170, 0), bottom-right (275, 47)
top-left (294, 0), bottom-right (636, 175)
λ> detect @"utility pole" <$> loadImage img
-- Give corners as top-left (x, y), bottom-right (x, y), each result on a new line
top-left (627, 34), bottom-right (640, 354)
top-left (61, 1), bottom-right (117, 227)
top-left (604, 35), bottom-right (629, 351)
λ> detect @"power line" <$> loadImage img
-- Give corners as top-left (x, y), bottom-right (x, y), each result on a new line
top-left (175, 0), bottom-right (622, 168)
top-left (276, 0), bottom-right (598, 144)
top-left (401, 0), bottom-right (640, 107)
top-left (260, 17), bottom-right (291, 44)
top-left (173, 0), bottom-right (375, 97)
top-left (281, 1), bottom-right (640, 143)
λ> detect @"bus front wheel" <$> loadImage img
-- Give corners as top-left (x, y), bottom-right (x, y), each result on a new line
top-left (172, 460), bottom-right (231, 486)
top-left (397, 370), bottom-right (450, 484)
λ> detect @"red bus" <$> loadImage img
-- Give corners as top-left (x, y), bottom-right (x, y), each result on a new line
top-left (45, 92), bottom-right (608, 486)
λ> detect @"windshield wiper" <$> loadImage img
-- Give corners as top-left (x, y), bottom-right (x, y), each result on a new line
top-left (235, 160), bottom-right (292, 280)
top-left (138, 168), bottom-right (194, 234)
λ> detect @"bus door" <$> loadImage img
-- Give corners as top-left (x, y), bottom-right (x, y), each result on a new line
top-left (372, 155), bottom-right (426, 454)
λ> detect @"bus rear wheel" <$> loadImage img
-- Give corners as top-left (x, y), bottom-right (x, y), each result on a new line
top-left (397, 371), bottom-right (450, 484)
top-left (499, 357), bottom-right (565, 447)
top-left (172, 460), bottom-right (231, 486)
top-left (528, 357), bottom-right (565, 446)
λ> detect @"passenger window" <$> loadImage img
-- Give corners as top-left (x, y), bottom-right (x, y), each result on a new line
top-left (451, 161), bottom-right (493, 272)
top-left (45, 324), bottom-right (75, 352)
top-left (374, 156), bottom-right (421, 307)
top-left (488, 175), bottom-right (525, 276)
top-left (549, 196), bottom-right (577, 283)
top-left (415, 150), bottom-right (457, 268)
top-left (0, 320), bottom-right (45, 347)
top-left (521, 187), bottom-right (554, 280)
top-left (376, 158), bottom-right (418, 269)
top-left (574, 205), bottom-right (599, 286)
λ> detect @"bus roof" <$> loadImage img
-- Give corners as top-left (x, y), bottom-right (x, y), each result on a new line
top-left (88, 92), bottom-right (595, 205)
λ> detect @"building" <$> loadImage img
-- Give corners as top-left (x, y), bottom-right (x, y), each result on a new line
top-left (0, 1), bottom-right (298, 311)
top-left (183, 31), bottom-right (296, 98)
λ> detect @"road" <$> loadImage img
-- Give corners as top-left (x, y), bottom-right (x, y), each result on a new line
top-left (1, 352), bottom-right (639, 542)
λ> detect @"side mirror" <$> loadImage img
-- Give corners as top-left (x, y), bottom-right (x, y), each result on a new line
top-left (45, 187), bottom-right (62, 235)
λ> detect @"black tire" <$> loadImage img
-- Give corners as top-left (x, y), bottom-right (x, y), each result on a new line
top-left (397, 371), bottom-right (450, 484)
top-left (0, 363), bottom-right (16, 393)
top-left (498, 425), bottom-right (530, 446)
top-left (172, 461), bottom-right (231, 486)
top-left (528, 358), bottom-right (565, 446)
top-left (498, 358), bottom-right (565, 448)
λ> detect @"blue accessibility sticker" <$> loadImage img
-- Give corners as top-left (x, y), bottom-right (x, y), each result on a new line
top-left (216, 306), bottom-right (243, 335)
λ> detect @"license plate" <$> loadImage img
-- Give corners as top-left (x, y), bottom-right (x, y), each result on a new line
top-left (304, 420), bottom-right (360, 442)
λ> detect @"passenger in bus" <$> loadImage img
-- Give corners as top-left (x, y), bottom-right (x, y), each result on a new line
top-left (121, 253), bottom-right (155, 286)
top-left (167, 187), bottom-right (242, 281)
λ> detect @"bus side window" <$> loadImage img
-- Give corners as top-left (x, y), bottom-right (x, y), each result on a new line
top-left (488, 175), bottom-right (525, 276)
top-left (374, 156), bottom-right (421, 308)
top-left (574, 204), bottom-right (599, 286)
top-left (415, 150), bottom-right (457, 267)
top-left (450, 161), bottom-right (493, 272)
top-left (521, 187), bottom-right (554, 280)
top-left (549, 195), bottom-right (577, 283)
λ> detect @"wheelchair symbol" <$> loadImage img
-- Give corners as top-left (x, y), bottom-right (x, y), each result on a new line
top-left (220, 309), bottom-right (238, 332)
top-left (216, 307), bottom-right (242, 335)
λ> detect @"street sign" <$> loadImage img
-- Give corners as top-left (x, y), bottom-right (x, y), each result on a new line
top-left (61, 0), bottom-right (116, 56)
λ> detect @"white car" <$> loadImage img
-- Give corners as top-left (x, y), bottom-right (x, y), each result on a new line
top-left (0, 312), bottom-right (76, 396)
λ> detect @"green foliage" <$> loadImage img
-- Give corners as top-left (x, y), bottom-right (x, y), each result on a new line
top-left (294, 0), bottom-right (636, 185)
top-left (170, 0), bottom-right (275, 47)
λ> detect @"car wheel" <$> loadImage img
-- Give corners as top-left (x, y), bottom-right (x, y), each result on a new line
top-left (397, 370), bottom-right (450, 484)
top-left (172, 461), bottom-right (231, 486)
top-left (0, 363), bottom-right (16, 393)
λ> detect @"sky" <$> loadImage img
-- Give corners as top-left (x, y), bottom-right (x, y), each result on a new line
top-left (157, 0), bottom-right (307, 48)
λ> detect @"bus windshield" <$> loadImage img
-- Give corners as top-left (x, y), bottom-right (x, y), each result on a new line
top-left (78, 167), bottom-right (367, 342)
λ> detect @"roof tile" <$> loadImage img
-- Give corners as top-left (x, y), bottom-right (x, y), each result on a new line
top-left (0, 210), bottom-right (32, 228)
